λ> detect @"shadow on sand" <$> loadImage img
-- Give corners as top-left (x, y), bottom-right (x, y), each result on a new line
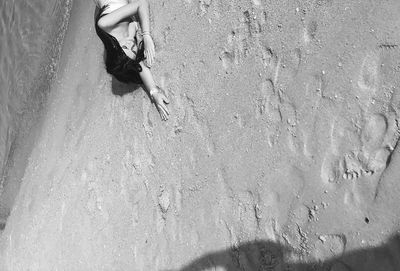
top-left (168, 234), bottom-right (400, 271)
top-left (111, 77), bottom-right (142, 96)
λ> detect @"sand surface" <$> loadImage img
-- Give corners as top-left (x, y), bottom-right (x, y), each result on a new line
top-left (1, 0), bottom-right (400, 270)
top-left (0, 0), bottom-right (71, 227)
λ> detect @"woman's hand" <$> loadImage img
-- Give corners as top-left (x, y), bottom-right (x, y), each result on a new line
top-left (151, 89), bottom-right (170, 121)
top-left (143, 34), bottom-right (155, 67)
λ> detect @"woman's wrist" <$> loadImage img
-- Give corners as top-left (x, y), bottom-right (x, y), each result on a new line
top-left (142, 31), bottom-right (151, 36)
top-left (149, 87), bottom-right (158, 97)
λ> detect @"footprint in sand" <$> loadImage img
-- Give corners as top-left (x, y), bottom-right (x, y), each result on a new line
top-left (343, 152), bottom-right (365, 179)
top-left (320, 117), bottom-right (364, 182)
top-left (358, 51), bottom-right (380, 94)
top-left (361, 113), bottom-right (388, 154)
top-left (384, 113), bottom-right (400, 150)
top-left (255, 79), bottom-right (276, 118)
top-left (274, 48), bottom-right (302, 87)
top-left (320, 119), bottom-right (343, 183)
top-left (260, 46), bottom-right (279, 73)
top-left (280, 101), bottom-right (301, 154)
top-left (220, 31), bottom-right (241, 71)
top-left (321, 153), bottom-right (343, 183)
top-left (366, 46), bottom-right (400, 173)
top-left (365, 127), bottom-right (398, 174)
top-left (220, 18), bottom-right (253, 70)
top-left (360, 114), bottom-right (399, 175)
top-left (304, 20), bottom-right (318, 44)
top-left (359, 113), bottom-right (391, 172)
top-left (303, 19), bottom-right (318, 45)
top-left (263, 88), bottom-right (300, 151)
top-left (367, 148), bottom-right (391, 172)
top-left (221, 7), bottom-right (272, 71)
top-left (320, 46), bottom-right (400, 183)
top-left (254, 78), bottom-right (281, 146)
top-left (220, 51), bottom-right (235, 71)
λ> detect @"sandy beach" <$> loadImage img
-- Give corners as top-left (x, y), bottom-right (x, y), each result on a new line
top-left (1, 0), bottom-right (400, 270)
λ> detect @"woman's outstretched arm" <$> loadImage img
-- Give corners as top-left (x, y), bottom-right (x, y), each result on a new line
top-left (138, 62), bottom-right (170, 121)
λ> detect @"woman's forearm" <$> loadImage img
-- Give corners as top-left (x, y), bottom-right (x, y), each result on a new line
top-left (137, 0), bottom-right (151, 34)
top-left (138, 61), bottom-right (156, 94)
top-left (97, 0), bottom-right (149, 29)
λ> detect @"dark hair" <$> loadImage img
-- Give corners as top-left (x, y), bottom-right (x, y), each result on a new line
top-left (95, 6), bottom-right (145, 84)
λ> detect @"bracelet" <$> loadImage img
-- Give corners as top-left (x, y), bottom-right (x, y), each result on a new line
top-left (149, 88), bottom-right (158, 96)
top-left (142, 31), bottom-right (151, 36)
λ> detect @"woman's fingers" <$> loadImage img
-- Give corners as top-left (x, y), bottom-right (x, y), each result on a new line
top-left (158, 107), bottom-right (168, 121)
top-left (158, 102), bottom-right (169, 116)
top-left (159, 110), bottom-right (165, 121)
top-left (156, 101), bottom-right (169, 120)
top-left (163, 110), bottom-right (169, 120)
top-left (163, 96), bottom-right (170, 104)
top-left (153, 93), bottom-right (170, 121)
top-left (162, 102), bottom-right (170, 115)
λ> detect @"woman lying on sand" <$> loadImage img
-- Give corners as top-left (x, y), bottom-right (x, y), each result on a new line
top-left (94, 0), bottom-right (170, 120)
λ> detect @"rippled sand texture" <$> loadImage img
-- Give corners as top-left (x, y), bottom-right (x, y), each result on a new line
top-left (1, 0), bottom-right (400, 270)
top-left (0, 0), bottom-right (72, 225)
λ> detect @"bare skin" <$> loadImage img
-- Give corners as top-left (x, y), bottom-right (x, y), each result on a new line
top-left (98, 0), bottom-right (170, 120)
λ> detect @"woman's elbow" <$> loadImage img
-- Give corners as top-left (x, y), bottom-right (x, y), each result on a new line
top-left (97, 18), bottom-right (110, 30)
top-left (134, 0), bottom-right (149, 9)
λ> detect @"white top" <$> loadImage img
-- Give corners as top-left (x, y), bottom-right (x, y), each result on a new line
top-left (94, 0), bottom-right (128, 14)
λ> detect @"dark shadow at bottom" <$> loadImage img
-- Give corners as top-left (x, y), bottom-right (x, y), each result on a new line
top-left (169, 234), bottom-right (400, 271)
